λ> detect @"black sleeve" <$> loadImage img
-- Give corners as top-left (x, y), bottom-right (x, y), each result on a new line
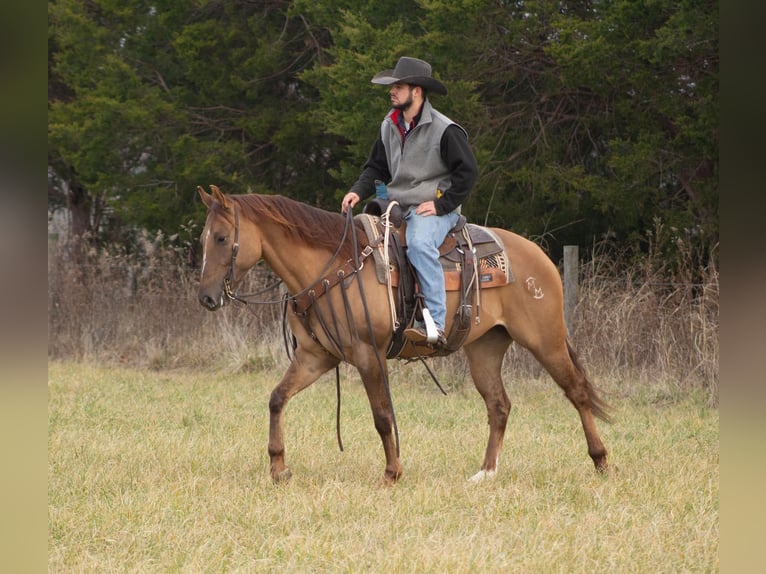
top-left (434, 124), bottom-right (479, 215)
top-left (349, 138), bottom-right (391, 201)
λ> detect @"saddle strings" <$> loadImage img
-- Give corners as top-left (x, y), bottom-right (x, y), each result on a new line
top-left (346, 207), bottom-right (401, 458)
top-left (461, 226), bottom-right (482, 324)
top-left (381, 201), bottom-right (400, 331)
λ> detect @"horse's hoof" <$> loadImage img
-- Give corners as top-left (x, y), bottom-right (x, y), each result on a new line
top-left (593, 456), bottom-right (610, 474)
top-left (378, 470), bottom-right (402, 487)
top-left (272, 468), bottom-right (293, 484)
top-left (468, 468), bottom-right (497, 483)
top-left (378, 475), bottom-right (398, 487)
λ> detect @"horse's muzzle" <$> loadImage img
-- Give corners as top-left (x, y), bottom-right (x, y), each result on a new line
top-left (199, 292), bottom-right (223, 311)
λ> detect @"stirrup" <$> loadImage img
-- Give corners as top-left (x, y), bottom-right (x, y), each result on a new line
top-left (404, 309), bottom-right (445, 344)
top-left (420, 308), bottom-right (441, 343)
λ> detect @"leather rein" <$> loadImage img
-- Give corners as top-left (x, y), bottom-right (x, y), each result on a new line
top-left (222, 203), bottom-right (377, 308)
top-left (217, 203), bottom-right (397, 455)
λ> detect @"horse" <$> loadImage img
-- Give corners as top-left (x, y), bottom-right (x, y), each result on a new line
top-left (196, 184), bottom-right (610, 484)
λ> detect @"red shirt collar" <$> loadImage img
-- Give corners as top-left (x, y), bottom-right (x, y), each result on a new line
top-left (390, 108), bottom-right (421, 140)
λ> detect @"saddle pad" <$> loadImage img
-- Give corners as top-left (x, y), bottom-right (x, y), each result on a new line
top-left (355, 214), bottom-right (514, 290)
top-left (356, 213), bottom-right (391, 284)
top-left (440, 224), bottom-right (504, 262)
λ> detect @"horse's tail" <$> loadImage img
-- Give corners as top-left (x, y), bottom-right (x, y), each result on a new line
top-left (567, 340), bottom-right (612, 423)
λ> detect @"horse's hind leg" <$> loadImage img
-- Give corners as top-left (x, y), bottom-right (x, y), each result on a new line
top-left (268, 348), bottom-right (340, 483)
top-left (463, 326), bottom-right (513, 482)
top-left (531, 339), bottom-right (610, 472)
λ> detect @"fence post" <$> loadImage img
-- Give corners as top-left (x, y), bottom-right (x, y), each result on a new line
top-left (563, 245), bottom-right (579, 333)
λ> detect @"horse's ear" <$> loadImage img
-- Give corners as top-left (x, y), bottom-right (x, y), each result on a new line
top-left (210, 184), bottom-right (229, 208)
top-left (197, 185), bottom-right (213, 208)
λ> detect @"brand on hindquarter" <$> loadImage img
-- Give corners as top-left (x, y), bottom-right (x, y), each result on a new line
top-left (525, 276), bottom-right (544, 299)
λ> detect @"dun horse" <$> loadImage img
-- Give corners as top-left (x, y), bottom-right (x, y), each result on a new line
top-left (197, 184), bottom-right (610, 484)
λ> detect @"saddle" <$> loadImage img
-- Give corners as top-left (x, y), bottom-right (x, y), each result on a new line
top-left (356, 204), bottom-right (513, 358)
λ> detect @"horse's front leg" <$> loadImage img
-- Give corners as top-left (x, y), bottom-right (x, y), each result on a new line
top-left (268, 348), bottom-right (340, 483)
top-left (355, 347), bottom-right (402, 485)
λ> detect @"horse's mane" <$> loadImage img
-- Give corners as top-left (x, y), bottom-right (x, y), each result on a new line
top-left (231, 194), bottom-right (368, 259)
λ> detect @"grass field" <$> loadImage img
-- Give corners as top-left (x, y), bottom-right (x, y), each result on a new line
top-left (48, 360), bottom-right (718, 573)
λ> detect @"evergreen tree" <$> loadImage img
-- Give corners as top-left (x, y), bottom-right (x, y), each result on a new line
top-left (49, 0), bottom-right (718, 270)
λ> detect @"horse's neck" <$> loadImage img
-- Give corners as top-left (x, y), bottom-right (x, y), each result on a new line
top-left (259, 228), bottom-right (336, 295)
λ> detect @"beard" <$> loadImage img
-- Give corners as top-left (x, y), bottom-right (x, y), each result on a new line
top-left (392, 89), bottom-right (414, 112)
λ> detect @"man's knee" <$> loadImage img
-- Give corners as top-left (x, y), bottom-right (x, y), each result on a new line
top-left (406, 238), bottom-right (432, 258)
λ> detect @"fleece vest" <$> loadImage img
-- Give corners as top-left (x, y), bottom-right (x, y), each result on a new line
top-left (380, 100), bottom-right (467, 213)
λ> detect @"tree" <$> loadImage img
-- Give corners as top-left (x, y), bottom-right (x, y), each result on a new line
top-left (301, 0), bottom-right (718, 265)
top-left (48, 0), bottom-right (338, 242)
top-left (49, 0), bottom-right (718, 270)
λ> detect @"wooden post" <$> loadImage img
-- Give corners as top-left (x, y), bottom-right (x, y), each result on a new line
top-left (48, 233), bottom-right (59, 271)
top-left (563, 245), bottom-right (579, 333)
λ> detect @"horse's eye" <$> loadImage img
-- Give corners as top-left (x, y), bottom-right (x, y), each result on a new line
top-left (216, 235), bottom-right (228, 245)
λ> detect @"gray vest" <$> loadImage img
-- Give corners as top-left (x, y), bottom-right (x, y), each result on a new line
top-left (381, 100), bottom-right (467, 213)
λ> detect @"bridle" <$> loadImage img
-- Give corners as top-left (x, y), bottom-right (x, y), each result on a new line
top-left (220, 204), bottom-right (284, 305)
top-left (219, 200), bottom-right (376, 308)
top-left (222, 204), bottom-right (241, 301)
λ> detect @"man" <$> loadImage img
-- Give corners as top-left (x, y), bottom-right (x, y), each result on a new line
top-left (341, 56), bottom-right (478, 346)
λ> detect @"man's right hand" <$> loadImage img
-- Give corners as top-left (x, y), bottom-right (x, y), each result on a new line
top-left (341, 191), bottom-right (360, 214)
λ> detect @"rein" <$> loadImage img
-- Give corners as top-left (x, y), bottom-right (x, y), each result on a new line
top-left (222, 202), bottom-right (360, 307)
top-left (345, 207), bottom-right (400, 457)
top-left (218, 201), bottom-right (398, 454)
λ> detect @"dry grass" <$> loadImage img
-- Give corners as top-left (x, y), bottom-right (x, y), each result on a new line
top-left (570, 235), bottom-right (719, 406)
top-left (47, 230), bottom-right (719, 570)
top-left (48, 361), bottom-right (718, 573)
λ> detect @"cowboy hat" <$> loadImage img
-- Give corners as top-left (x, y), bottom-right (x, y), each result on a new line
top-left (371, 56), bottom-right (448, 95)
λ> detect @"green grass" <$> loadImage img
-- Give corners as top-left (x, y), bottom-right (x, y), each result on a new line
top-left (48, 361), bottom-right (718, 573)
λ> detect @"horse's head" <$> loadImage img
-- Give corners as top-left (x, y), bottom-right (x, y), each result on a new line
top-left (196, 184), bottom-right (261, 310)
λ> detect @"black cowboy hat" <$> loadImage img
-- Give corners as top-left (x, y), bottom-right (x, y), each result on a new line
top-left (371, 56), bottom-right (448, 95)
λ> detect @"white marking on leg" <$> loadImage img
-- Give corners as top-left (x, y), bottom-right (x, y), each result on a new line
top-left (469, 468), bottom-right (497, 483)
top-left (468, 455), bottom-right (499, 483)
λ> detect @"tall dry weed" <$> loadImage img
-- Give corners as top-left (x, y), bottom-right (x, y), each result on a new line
top-left (48, 227), bottom-right (718, 403)
top-left (571, 221), bottom-right (718, 404)
top-left (48, 230), bottom-right (280, 371)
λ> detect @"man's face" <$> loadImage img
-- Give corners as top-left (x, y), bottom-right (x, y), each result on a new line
top-left (390, 83), bottom-right (415, 111)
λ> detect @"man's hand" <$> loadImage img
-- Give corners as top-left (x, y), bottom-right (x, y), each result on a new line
top-left (415, 200), bottom-right (437, 216)
top-left (341, 191), bottom-right (360, 214)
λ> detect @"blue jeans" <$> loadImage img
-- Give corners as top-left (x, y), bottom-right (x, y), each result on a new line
top-left (404, 209), bottom-right (460, 330)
